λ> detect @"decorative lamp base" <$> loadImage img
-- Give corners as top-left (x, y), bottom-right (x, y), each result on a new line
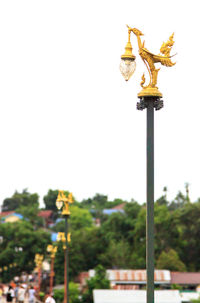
top-left (138, 87), bottom-right (162, 98)
top-left (137, 97), bottom-right (164, 111)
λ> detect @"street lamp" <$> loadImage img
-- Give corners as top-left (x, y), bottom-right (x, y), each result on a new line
top-left (120, 25), bottom-right (176, 303)
top-left (56, 191), bottom-right (73, 303)
top-left (34, 254), bottom-right (44, 294)
top-left (47, 245), bottom-right (57, 294)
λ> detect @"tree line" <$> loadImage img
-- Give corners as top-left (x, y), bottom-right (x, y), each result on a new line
top-left (0, 187), bottom-right (200, 286)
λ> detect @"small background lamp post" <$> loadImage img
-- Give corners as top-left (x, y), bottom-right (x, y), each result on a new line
top-left (56, 191), bottom-right (73, 303)
top-left (34, 254), bottom-right (44, 294)
top-left (120, 25), bottom-right (176, 303)
top-left (47, 245), bottom-right (57, 294)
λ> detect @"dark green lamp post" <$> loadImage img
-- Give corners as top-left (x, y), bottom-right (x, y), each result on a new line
top-left (56, 191), bottom-right (73, 303)
top-left (120, 25), bottom-right (176, 303)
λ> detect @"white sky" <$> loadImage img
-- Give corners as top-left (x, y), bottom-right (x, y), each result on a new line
top-left (0, 0), bottom-right (199, 207)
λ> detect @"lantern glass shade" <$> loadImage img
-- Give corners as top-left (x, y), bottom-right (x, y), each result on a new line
top-left (56, 200), bottom-right (63, 210)
top-left (57, 232), bottom-right (62, 241)
top-left (47, 245), bottom-right (52, 252)
top-left (119, 58), bottom-right (136, 81)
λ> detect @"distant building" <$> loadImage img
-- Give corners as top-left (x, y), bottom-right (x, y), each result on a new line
top-left (37, 210), bottom-right (53, 227)
top-left (0, 211), bottom-right (23, 223)
top-left (94, 269), bottom-right (170, 289)
top-left (93, 290), bottom-right (181, 303)
top-left (0, 211), bottom-right (15, 218)
top-left (103, 203), bottom-right (126, 215)
top-left (78, 269), bottom-right (200, 291)
top-left (171, 272), bottom-right (200, 290)
top-left (78, 269), bottom-right (170, 290)
top-left (51, 232), bottom-right (58, 242)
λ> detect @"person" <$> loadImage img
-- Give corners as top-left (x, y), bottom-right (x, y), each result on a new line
top-left (6, 286), bottom-right (14, 303)
top-left (45, 294), bottom-right (56, 303)
top-left (0, 286), bottom-right (3, 303)
top-left (18, 285), bottom-right (26, 303)
top-left (14, 284), bottom-right (19, 303)
top-left (28, 286), bottom-right (35, 303)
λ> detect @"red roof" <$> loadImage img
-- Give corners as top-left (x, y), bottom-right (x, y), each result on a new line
top-left (0, 211), bottom-right (15, 218)
top-left (171, 272), bottom-right (200, 284)
top-left (112, 203), bottom-right (126, 210)
top-left (38, 210), bottom-right (53, 218)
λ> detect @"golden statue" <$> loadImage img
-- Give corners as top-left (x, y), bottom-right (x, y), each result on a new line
top-left (56, 190), bottom-right (74, 216)
top-left (120, 25), bottom-right (176, 98)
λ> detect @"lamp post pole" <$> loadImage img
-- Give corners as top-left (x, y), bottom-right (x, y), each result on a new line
top-left (146, 99), bottom-right (154, 303)
top-left (137, 96), bottom-right (163, 303)
top-left (64, 215), bottom-right (69, 303)
top-left (47, 245), bottom-right (57, 295)
top-left (49, 256), bottom-right (55, 294)
top-left (120, 26), bottom-right (175, 303)
top-left (56, 191), bottom-right (73, 303)
top-left (34, 254), bottom-right (44, 295)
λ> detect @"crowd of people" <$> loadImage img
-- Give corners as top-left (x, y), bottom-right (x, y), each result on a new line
top-left (0, 283), bottom-right (36, 303)
top-left (0, 283), bottom-right (55, 303)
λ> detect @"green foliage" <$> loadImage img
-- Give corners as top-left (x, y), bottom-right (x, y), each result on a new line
top-left (81, 194), bottom-right (127, 216)
top-left (168, 191), bottom-right (188, 211)
top-left (15, 204), bottom-right (43, 226)
top-left (174, 202), bottom-right (200, 271)
top-left (191, 298), bottom-right (200, 303)
top-left (82, 265), bottom-right (110, 303)
top-left (69, 228), bottom-right (107, 279)
top-left (100, 212), bottom-right (127, 242)
top-left (43, 189), bottom-right (59, 212)
top-left (39, 292), bottom-right (45, 302)
top-left (81, 194), bottom-right (108, 210)
top-left (53, 206), bottom-right (93, 232)
top-left (54, 283), bottom-right (80, 303)
top-left (2, 189), bottom-right (39, 212)
top-left (154, 203), bottom-right (180, 256)
top-left (70, 206), bottom-right (93, 230)
top-left (53, 289), bottom-right (64, 303)
top-left (99, 239), bottom-right (131, 268)
top-left (54, 241), bottom-right (65, 285)
top-left (5, 187), bottom-right (200, 288)
top-left (171, 284), bottom-right (183, 290)
top-left (0, 221), bottom-right (50, 282)
top-left (156, 249), bottom-right (186, 271)
top-left (69, 282), bottom-right (81, 303)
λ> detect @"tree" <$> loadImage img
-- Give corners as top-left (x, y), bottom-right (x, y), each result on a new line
top-left (81, 194), bottom-right (108, 211)
top-left (100, 212), bottom-right (128, 242)
top-left (99, 239), bottom-right (131, 268)
top-left (0, 221), bottom-right (50, 282)
top-left (154, 203), bottom-right (181, 257)
top-left (2, 189), bottom-right (39, 212)
top-left (15, 204), bottom-right (43, 227)
top-left (52, 206), bottom-right (93, 232)
top-left (43, 189), bottom-right (59, 212)
top-left (131, 206), bottom-right (146, 266)
top-left (69, 206), bottom-right (93, 230)
top-left (174, 202), bottom-right (200, 271)
top-left (168, 191), bottom-right (188, 211)
top-left (156, 249), bottom-right (186, 271)
top-left (82, 265), bottom-right (110, 303)
top-left (124, 201), bottom-right (142, 244)
top-left (68, 228), bottom-right (107, 279)
top-left (54, 283), bottom-right (80, 303)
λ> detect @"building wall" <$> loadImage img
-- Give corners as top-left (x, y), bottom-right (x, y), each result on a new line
top-left (5, 215), bottom-right (21, 223)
